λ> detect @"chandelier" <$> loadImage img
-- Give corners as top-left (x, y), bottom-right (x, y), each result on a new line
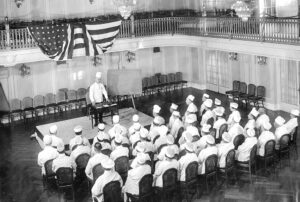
top-left (113, 0), bottom-right (136, 20)
top-left (15, 0), bottom-right (24, 8)
top-left (231, 0), bottom-right (251, 22)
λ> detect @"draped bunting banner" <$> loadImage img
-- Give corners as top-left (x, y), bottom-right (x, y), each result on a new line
top-left (28, 19), bottom-right (122, 61)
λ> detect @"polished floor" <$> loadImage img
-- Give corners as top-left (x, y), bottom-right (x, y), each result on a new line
top-left (0, 87), bottom-right (299, 202)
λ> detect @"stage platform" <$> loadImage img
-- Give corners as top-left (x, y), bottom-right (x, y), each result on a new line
top-left (35, 108), bottom-right (153, 146)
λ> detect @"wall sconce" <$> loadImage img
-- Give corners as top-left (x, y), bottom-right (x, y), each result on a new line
top-left (229, 52), bottom-right (238, 61)
top-left (257, 56), bottom-right (267, 65)
top-left (89, 0), bottom-right (94, 4)
top-left (92, 55), bottom-right (102, 66)
top-left (15, 0), bottom-right (24, 8)
top-left (126, 51), bottom-right (135, 63)
top-left (19, 64), bottom-right (30, 77)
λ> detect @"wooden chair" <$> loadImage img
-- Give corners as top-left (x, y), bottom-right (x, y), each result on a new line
top-left (175, 72), bottom-right (187, 89)
top-left (33, 95), bottom-right (45, 120)
top-left (218, 149), bottom-right (236, 187)
top-left (56, 167), bottom-right (75, 200)
top-left (92, 163), bottom-right (104, 184)
top-left (240, 84), bottom-right (256, 108)
top-left (9, 98), bottom-right (23, 124)
top-left (248, 86), bottom-right (265, 107)
top-left (289, 126), bottom-right (298, 160)
top-left (115, 156), bottom-right (129, 183)
top-left (102, 181), bottom-right (122, 202)
top-left (67, 89), bottom-right (78, 110)
top-left (276, 134), bottom-right (290, 168)
top-left (126, 174), bottom-right (153, 202)
top-left (257, 140), bottom-right (276, 175)
top-left (200, 154), bottom-right (218, 193)
top-left (216, 124), bottom-right (228, 144)
top-left (56, 90), bottom-right (69, 113)
top-left (225, 80), bottom-right (240, 99)
top-left (75, 153), bottom-right (90, 182)
top-left (22, 97), bottom-right (35, 123)
top-left (155, 168), bottom-right (178, 202)
top-left (43, 159), bottom-right (56, 186)
top-left (45, 93), bottom-right (58, 116)
top-left (233, 82), bottom-right (247, 102)
top-left (233, 134), bottom-right (245, 150)
top-left (180, 161), bottom-right (198, 202)
top-left (236, 145), bottom-right (257, 184)
top-left (207, 117), bottom-right (214, 128)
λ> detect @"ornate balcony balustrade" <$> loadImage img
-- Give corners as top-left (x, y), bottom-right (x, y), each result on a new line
top-left (0, 16), bottom-right (300, 50)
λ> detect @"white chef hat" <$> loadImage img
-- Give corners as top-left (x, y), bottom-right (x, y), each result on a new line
top-left (203, 93), bottom-right (209, 99)
top-left (202, 124), bottom-right (211, 133)
top-left (184, 142), bottom-right (194, 152)
top-left (153, 105), bottom-right (161, 114)
top-left (262, 121), bottom-right (272, 130)
top-left (165, 147), bottom-right (175, 158)
top-left (170, 103), bottom-right (178, 110)
top-left (250, 108), bottom-right (259, 118)
top-left (113, 115), bottom-right (120, 124)
top-left (222, 132), bottom-right (231, 143)
top-left (275, 116), bottom-right (286, 126)
top-left (158, 125), bottom-right (168, 136)
top-left (132, 114), bottom-right (139, 122)
top-left (43, 135), bottom-right (52, 145)
top-left (187, 104), bottom-right (197, 113)
top-left (214, 98), bottom-right (221, 106)
top-left (172, 111), bottom-right (180, 117)
top-left (98, 123), bottom-right (105, 130)
top-left (230, 102), bottom-right (238, 109)
top-left (187, 95), bottom-right (195, 102)
top-left (291, 109), bottom-right (300, 117)
top-left (204, 99), bottom-right (213, 108)
top-left (102, 159), bottom-right (115, 169)
top-left (185, 114), bottom-right (197, 124)
top-left (96, 72), bottom-right (102, 78)
top-left (213, 107), bottom-right (224, 117)
top-left (74, 125), bottom-right (82, 133)
top-left (206, 135), bottom-right (215, 145)
top-left (166, 135), bottom-right (175, 144)
top-left (49, 125), bottom-right (58, 134)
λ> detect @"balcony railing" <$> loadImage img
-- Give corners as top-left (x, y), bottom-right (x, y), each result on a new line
top-left (1, 17), bottom-right (300, 50)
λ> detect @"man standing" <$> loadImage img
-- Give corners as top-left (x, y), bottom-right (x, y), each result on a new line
top-left (89, 72), bottom-right (109, 126)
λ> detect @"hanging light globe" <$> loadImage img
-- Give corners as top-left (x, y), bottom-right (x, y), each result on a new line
top-left (231, 0), bottom-right (252, 22)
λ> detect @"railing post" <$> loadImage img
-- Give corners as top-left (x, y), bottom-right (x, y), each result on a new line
top-left (130, 15), bottom-right (135, 38)
top-left (5, 16), bottom-right (10, 50)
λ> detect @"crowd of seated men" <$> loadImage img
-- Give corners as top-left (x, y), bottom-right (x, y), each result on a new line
top-left (35, 93), bottom-right (299, 202)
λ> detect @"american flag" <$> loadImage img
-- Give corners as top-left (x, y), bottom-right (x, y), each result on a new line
top-left (28, 19), bottom-right (122, 61)
top-left (28, 24), bottom-right (72, 61)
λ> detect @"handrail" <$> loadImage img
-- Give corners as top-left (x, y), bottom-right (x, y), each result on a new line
top-left (1, 16), bottom-right (300, 50)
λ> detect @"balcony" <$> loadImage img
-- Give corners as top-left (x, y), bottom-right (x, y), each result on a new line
top-left (0, 16), bottom-right (299, 51)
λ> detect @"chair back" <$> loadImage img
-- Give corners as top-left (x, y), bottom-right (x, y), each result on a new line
top-left (225, 149), bottom-right (235, 168)
top-left (249, 145), bottom-right (257, 166)
top-left (279, 134), bottom-right (290, 150)
top-left (115, 156), bottom-right (129, 176)
top-left (45, 93), bottom-right (56, 105)
top-left (175, 72), bottom-right (183, 82)
top-left (175, 127), bottom-right (184, 144)
top-left (101, 149), bottom-right (112, 156)
top-left (10, 98), bottom-right (22, 111)
top-left (210, 128), bottom-right (217, 139)
top-left (56, 91), bottom-right (67, 103)
top-left (233, 134), bottom-right (245, 150)
top-left (256, 86), bottom-right (265, 97)
top-left (77, 88), bottom-right (87, 99)
top-left (219, 124), bottom-right (228, 139)
top-left (205, 154), bottom-right (218, 174)
top-left (67, 90), bottom-right (77, 101)
top-left (75, 153), bottom-right (90, 169)
top-left (207, 117), bottom-right (214, 128)
top-left (290, 126), bottom-right (298, 144)
top-left (139, 174), bottom-right (153, 197)
top-left (160, 74), bottom-right (168, 85)
top-left (44, 159), bottom-right (56, 177)
top-left (185, 161), bottom-right (198, 183)
top-left (232, 80), bottom-right (240, 91)
top-left (103, 181), bottom-right (122, 202)
top-left (162, 168), bottom-right (178, 188)
top-left (248, 84), bottom-right (256, 96)
top-left (150, 75), bottom-right (158, 86)
top-left (92, 163), bottom-right (104, 182)
top-left (157, 144), bottom-right (167, 154)
top-left (22, 97), bottom-right (33, 109)
top-left (142, 77), bottom-right (150, 89)
top-left (56, 167), bottom-right (73, 187)
top-left (167, 73), bottom-right (176, 83)
top-left (33, 95), bottom-right (45, 108)
top-left (264, 139), bottom-right (275, 157)
top-left (239, 82), bottom-right (247, 94)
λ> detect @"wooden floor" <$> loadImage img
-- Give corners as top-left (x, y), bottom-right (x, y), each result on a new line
top-left (0, 87), bottom-right (299, 202)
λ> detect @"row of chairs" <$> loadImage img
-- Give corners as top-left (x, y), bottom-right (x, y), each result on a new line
top-left (225, 80), bottom-right (266, 108)
top-left (1, 88), bottom-right (88, 125)
top-left (142, 72), bottom-right (187, 95)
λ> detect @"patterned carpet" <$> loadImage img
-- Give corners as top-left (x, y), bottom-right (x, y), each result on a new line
top-left (35, 107), bottom-right (153, 145)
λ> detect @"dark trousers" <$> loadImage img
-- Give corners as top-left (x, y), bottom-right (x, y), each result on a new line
top-left (91, 104), bottom-right (103, 125)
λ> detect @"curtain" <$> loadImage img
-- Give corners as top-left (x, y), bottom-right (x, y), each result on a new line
top-left (280, 60), bottom-right (299, 105)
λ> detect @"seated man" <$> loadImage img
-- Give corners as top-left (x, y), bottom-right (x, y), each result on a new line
top-left (228, 112), bottom-right (243, 142)
top-left (274, 116), bottom-right (288, 150)
top-left (213, 107), bottom-right (226, 140)
top-left (128, 114), bottom-right (147, 137)
top-left (169, 111), bottom-right (184, 140)
top-left (92, 159), bottom-right (123, 202)
top-left (235, 128), bottom-right (258, 162)
top-left (157, 135), bottom-right (179, 161)
top-left (49, 125), bottom-right (64, 148)
top-left (216, 132), bottom-right (234, 168)
top-left (150, 105), bottom-right (166, 130)
top-left (153, 125), bottom-right (168, 152)
top-left (197, 135), bottom-right (218, 175)
top-left (37, 135), bottom-right (58, 175)
top-left (70, 137), bottom-right (91, 166)
top-left (123, 153), bottom-right (152, 196)
top-left (196, 124), bottom-right (213, 153)
top-left (199, 93), bottom-right (209, 117)
top-left (149, 116), bottom-right (164, 142)
top-left (153, 148), bottom-right (179, 188)
top-left (131, 142), bottom-right (151, 169)
top-left (178, 142), bottom-right (198, 182)
top-left (184, 95), bottom-right (198, 121)
top-left (108, 115), bottom-right (128, 140)
top-left (69, 125), bottom-right (90, 151)
top-left (168, 103), bottom-right (179, 130)
top-left (52, 144), bottom-right (76, 175)
top-left (257, 121), bottom-right (275, 156)
top-left (244, 108), bottom-right (259, 133)
top-left (200, 99), bottom-right (215, 127)
top-left (284, 109), bottom-right (299, 138)
top-left (227, 102), bottom-right (240, 130)
top-left (85, 142), bottom-right (109, 181)
top-left (91, 123), bottom-right (110, 156)
top-left (110, 135), bottom-right (129, 161)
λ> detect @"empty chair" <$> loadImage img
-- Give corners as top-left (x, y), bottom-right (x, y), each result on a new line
top-left (67, 90), bottom-right (78, 110)
top-left (236, 145), bottom-right (257, 184)
top-left (142, 77), bottom-right (151, 95)
top-left (33, 95), bottom-right (45, 120)
top-left (56, 90), bottom-right (69, 113)
top-left (22, 97), bottom-right (35, 123)
top-left (175, 72), bottom-right (187, 89)
top-left (225, 80), bottom-right (240, 98)
top-left (58, 88), bottom-right (68, 98)
top-left (77, 88), bottom-right (87, 109)
top-left (158, 74), bottom-right (168, 92)
top-left (149, 75), bottom-right (159, 94)
top-left (239, 84), bottom-right (256, 107)
top-left (45, 93), bottom-right (58, 115)
top-left (233, 82), bottom-right (247, 102)
top-left (216, 124), bottom-right (228, 144)
top-left (289, 126), bottom-right (298, 160)
top-left (10, 98), bottom-right (23, 123)
top-left (167, 73), bottom-right (176, 91)
top-left (248, 86), bottom-right (266, 107)
top-left (218, 149), bottom-right (236, 187)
